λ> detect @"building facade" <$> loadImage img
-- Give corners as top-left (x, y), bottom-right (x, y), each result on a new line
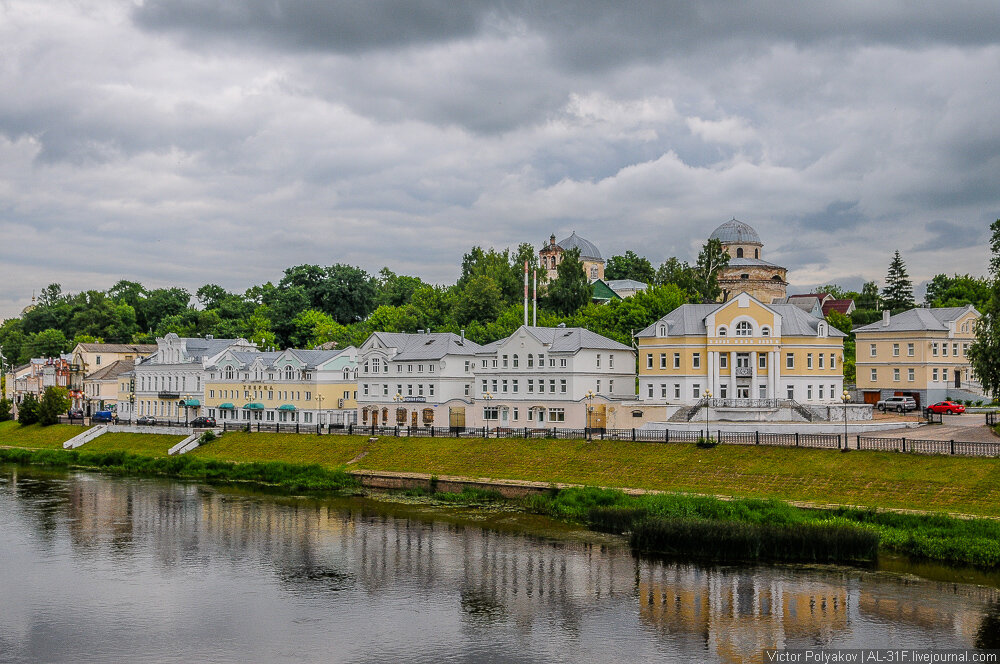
top-left (69, 343), bottom-right (157, 410)
top-left (357, 331), bottom-right (483, 428)
top-left (539, 232), bottom-right (605, 282)
top-left (134, 334), bottom-right (257, 423)
top-left (203, 347), bottom-right (359, 426)
top-left (467, 325), bottom-right (635, 429)
top-left (636, 293), bottom-right (846, 405)
top-left (854, 305), bottom-right (980, 407)
top-left (710, 218), bottom-right (788, 303)
top-left (83, 359), bottom-right (134, 415)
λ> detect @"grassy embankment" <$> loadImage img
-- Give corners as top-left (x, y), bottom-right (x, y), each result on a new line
top-left (0, 420), bottom-right (90, 449)
top-left (2, 425), bottom-right (1000, 566)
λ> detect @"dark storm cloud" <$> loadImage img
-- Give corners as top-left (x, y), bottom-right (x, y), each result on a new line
top-left (794, 201), bottom-right (865, 233)
top-left (912, 220), bottom-right (986, 252)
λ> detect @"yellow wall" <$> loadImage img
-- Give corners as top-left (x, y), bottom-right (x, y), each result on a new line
top-left (205, 380), bottom-right (357, 410)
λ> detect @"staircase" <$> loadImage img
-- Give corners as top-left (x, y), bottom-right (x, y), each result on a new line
top-left (668, 399), bottom-right (707, 422)
top-left (63, 425), bottom-right (109, 449)
top-left (786, 399), bottom-right (821, 422)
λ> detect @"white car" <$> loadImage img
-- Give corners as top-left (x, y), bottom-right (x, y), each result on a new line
top-left (876, 396), bottom-right (918, 413)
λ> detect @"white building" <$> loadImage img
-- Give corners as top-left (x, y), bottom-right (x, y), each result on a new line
top-left (133, 333), bottom-right (258, 423)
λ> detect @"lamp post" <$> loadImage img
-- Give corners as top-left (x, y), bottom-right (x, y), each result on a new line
top-left (483, 391), bottom-right (494, 437)
top-left (703, 390), bottom-right (713, 442)
top-left (317, 393), bottom-right (324, 430)
top-left (841, 390), bottom-right (851, 450)
top-left (393, 393), bottom-right (404, 428)
top-left (584, 390), bottom-right (595, 441)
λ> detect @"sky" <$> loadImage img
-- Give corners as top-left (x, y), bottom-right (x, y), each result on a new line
top-left (2, 1), bottom-right (1000, 319)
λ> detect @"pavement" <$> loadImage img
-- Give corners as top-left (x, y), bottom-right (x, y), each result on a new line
top-left (872, 412), bottom-right (999, 442)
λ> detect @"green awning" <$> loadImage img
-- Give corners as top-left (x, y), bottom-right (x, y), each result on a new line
top-left (180, 399), bottom-right (201, 407)
top-left (243, 402), bottom-right (265, 410)
top-left (218, 403), bottom-right (235, 409)
top-left (277, 404), bottom-right (296, 411)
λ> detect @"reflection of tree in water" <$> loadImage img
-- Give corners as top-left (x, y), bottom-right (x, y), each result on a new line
top-left (460, 586), bottom-right (508, 625)
top-left (7, 473), bottom-right (70, 543)
top-left (976, 599), bottom-right (1000, 648)
top-left (277, 565), bottom-right (353, 595)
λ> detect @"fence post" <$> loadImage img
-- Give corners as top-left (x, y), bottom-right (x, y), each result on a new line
top-left (857, 435), bottom-right (860, 450)
top-left (755, 431), bottom-right (760, 445)
top-left (902, 437), bottom-right (906, 453)
top-left (632, 428), bottom-right (636, 442)
top-left (718, 429), bottom-right (722, 444)
top-left (666, 429), bottom-right (669, 444)
top-left (837, 434), bottom-right (841, 449)
top-left (349, 423), bottom-right (353, 435)
top-left (431, 426), bottom-right (435, 438)
top-left (795, 432), bottom-right (799, 447)
top-left (257, 422), bottom-right (260, 432)
top-left (950, 439), bottom-right (955, 455)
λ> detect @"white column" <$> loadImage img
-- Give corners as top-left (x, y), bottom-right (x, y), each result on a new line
top-left (730, 351), bottom-right (737, 395)
top-left (773, 349), bottom-right (782, 399)
top-left (707, 351), bottom-right (715, 395)
top-left (751, 351), bottom-right (758, 398)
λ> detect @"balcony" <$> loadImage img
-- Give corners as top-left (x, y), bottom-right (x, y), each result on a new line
top-left (158, 391), bottom-right (180, 400)
top-left (734, 367), bottom-right (752, 377)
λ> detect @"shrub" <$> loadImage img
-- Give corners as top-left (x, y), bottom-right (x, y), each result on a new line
top-left (199, 430), bottom-right (217, 444)
top-left (17, 394), bottom-right (39, 425)
top-left (38, 387), bottom-right (71, 426)
top-left (0, 398), bottom-right (12, 422)
top-left (695, 436), bottom-right (718, 449)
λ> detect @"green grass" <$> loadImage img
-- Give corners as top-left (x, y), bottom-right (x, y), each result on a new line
top-left (189, 431), bottom-right (364, 467)
top-left (81, 432), bottom-right (186, 457)
top-left (0, 420), bottom-right (88, 449)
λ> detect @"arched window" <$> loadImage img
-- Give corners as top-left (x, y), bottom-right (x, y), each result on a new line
top-left (372, 358), bottom-right (380, 373)
top-left (736, 248), bottom-right (744, 258)
top-left (772, 274), bottom-right (783, 281)
top-left (754, 249), bottom-right (759, 259)
top-left (735, 321), bottom-right (753, 336)
top-left (590, 266), bottom-right (598, 279)
top-left (225, 367), bottom-right (233, 380)
top-left (717, 326), bottom-right (727, 337)
top-left (761, 326), bottom-right (771, 337)
top-left (513, 354), bottom-right (519, 368)
top-left (363, 360), bottom-right (369, 373)
top-left (343, 368), bottom-right (351, 380)
top-left (659, 325), bottom-right (667, 336)
top-left (284, 366), bottom-right (294, 380)
top-left (527, 353), bottom-right (534, 368)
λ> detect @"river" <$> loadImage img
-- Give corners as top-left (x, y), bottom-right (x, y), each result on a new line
top-left (1, 466), bottom-right (998, 663)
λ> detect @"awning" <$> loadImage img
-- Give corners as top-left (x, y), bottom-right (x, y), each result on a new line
top-left (277, 404), bottom-right (296, 411)
top-left (180, 399), bottom-right (201, 407)
top-left (218, 403), bottom-right (235, 409)
top-left (243, 402), bottom-right (265, 410)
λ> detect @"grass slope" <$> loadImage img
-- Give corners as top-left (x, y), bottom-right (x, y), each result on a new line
top-left (81, 432), bottom-right (186, 457)
top-left (189, 431), bottom-right (363, 467)
top-left (0, 421), bottom-right (88, 449)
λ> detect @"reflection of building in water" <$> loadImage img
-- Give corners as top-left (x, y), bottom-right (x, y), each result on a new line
top-left (859, 587), bottom-right (991, 644)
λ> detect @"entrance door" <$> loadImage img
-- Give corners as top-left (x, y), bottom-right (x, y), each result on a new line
top-left (449, 407), bottom-right (465, 428)
top-left (592, 405), bottom-right (606, 429)
top-left (411, 411), bottom-right (418, 427)
top-left (956, 370), bottom-right (962, 388)
top-left (737, 386), bottom-right (750, 399)
top-left (863, 391), bottom-right (880, 405)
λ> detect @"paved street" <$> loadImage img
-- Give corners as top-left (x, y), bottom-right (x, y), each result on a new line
top-left (872, 412), bottom-right (998, 442)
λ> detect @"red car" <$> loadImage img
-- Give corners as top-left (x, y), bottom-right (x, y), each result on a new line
top-left (927, 401), bottom-right (965, 414)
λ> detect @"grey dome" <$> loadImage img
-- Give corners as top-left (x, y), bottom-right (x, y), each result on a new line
top-left (709, 218), bottom-right (761, 245)
top-left (557, 231), bottom-right (603, 260)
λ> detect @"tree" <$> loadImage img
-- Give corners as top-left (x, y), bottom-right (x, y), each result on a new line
top-left (924, 273), bottom-right (990, 309)
top-left (24, 328), bottom-right (69, 358)
top-left (291, 309), bottom-right (348, 348)
top-left (882, 250), bottom-right (914, 312)
top-left (376, 268), bottom-right (426, 308)
top-left (454, 275), bottom-right (504, 326)
top-left (693, 239), bottom-right (730, 302)
top-left (280, 264), bottom-right (377, 325)
top-left (38, 386), bottom-right (71, 426)
top-left (0, 398), bottom-right (11, 422)
top-left (655, 257), bottom-right (699, 295)
top-left (17, 393), bottom-right (39, 425)
top-left (855, 281), bottom-right (881, 311)
top-left (968, 220), bottom-right (1000, 400)
top-left (605, 250), bottom-right (656, 283)
top-left (544, 248), bottom-right (592, 315)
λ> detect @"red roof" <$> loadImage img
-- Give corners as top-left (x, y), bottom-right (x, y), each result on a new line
top-left (822, 299), bottom-right (855, 316)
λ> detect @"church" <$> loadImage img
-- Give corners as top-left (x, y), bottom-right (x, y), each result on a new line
top-left (709, 218), bottom-right (788, 303)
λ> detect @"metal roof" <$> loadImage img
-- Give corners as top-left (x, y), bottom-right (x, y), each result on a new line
top-left (709, 218), bottom-right (762, 245)
top-left (556, 231), bottom-right (603, 261)
top-left (854, 305), bottom-right (978, 333)
top-left (636, 302), bottom-right (846, 338)
top-left (368, 332), bottom-right (484, 360)
top-left (480, 326), bottom-right (632, 354)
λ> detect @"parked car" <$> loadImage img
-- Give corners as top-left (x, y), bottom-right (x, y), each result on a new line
top-left (190, 416), bottom-right (217, 428)
top-left (92, 410), bottom-right (114, 422)
top-left (876, 396), bottom-right (918, 413)
top-left (137, 416), bottom-right (157, 426)
top-left (927, 401), bottom-right (966, 415)
top-left (67, 409), bottom-right (84, 420)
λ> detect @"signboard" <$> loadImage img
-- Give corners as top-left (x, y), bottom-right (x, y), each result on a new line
top-left (404, 396), bottom-right (426, 403)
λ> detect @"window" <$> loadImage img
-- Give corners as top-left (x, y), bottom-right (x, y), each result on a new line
top-left (408, 364), bottom-right (413, 372)
top-left (396, 384), bottom-right (402, 396)
top-left (908, 368), bottom-right (915, 382)
top-left (481, 379), bottom-right (487, 393)
top-left (819, 354), bottom-right (824, 369)
top-left (363, 384), bottom-right (369, 396)
top-left (807, 354), bottom-right (813, 369)
top-left (786, 385), bottom-right (794, 400)
top-left (907, 343), bottom-right (914, 357)
top-left (528, 354), bottom-right (534, 368)
top-left (464, 360), bottom-right (470, 373)
top-left (692, 353), bottom-right (701, 369)
top-left (549, 358), bottom-right (555, 367)
top-left (943, 368), bottom-right (949, 382)
top-left (893, 368), bottom-right (900, 382)
top-left (408, 384), bottom-right (414, 396)
top-left (735, 321), bottom-right (752, 336)
top-left (647, 354), bottom-right (653, 369)
top-left (502, 380), bottom-right (508, 393)
top-left (528, 379), bottom-right (534, 393)
top-left (870, 344), bottom-right (877, 358)
top-left (210, 389), bottom-right (215, 398)
top-left (382, 384), bottom-right (388, 396)
top-left (720, 354), bottom-right (728, 369)
top-left (673, 353), bottom-right (680, 369)
top-left (548, 408), bottom-right (565, 422)
top-left (807, 385), bottom-right (813, 400)
top-left (560, 379), bottom-right (567, 393)
top-left (963, 343), bottom-right (969, 355)
top-left (538, 380), bottom-right (544, 393)
top-left (718, 326), bottom-right (727, 337)
top-left (932, 368), bottom-right (939, 381)
top-left (429, 364), bottom-right (434, 373)
top-left (761, 326), bottom-right (770, 337)
top-left (549, 379), bottom-right (556, 393)
top-left (786, 353), bottom-right (794, 369)
top-left (595, 380), bottom-right (600, 393)
top-left (660, 353), bottom-right (666, 369)
top-left (596, 354), bottom-right (601, 368)
top-left (284, 367), bottom-right (294, 380)
top-left (560, 358), bottom-right (567, 367)
top-left (464, 384), bottom-right (470, 396)
top-left (659, 325), bottom-right (666, 336)
top-left (759, 354), bottom-right (766, 369)
top-left (661, 384), bottom-right (667, 398)
top-left (648, 384), bottom-right (654, 398)
top-left (830, 354), bottom-right (836, 369)
top-left (720, 384), bottom-right (728, 398)
top-left (819, 385), bottom-right (824, 399)
top-left (513, 354), bottom-right (519, 368)
top-left (418, 364), bottom-right (424, 372)
top-left (932, 343), bottom-right (938, 356)
top-left (502, 355), bottom-right (508, 368)
top-left (871, 369), bottom-right (878, 381)
top-left (305, 392), bottom-right (311, 401)
top-left (953, 342), bottom-right (959, 356)
top-left (491, 380), bottom-right (498, 393)
top-left (609, 355), bottom-right (614, 368)
top-left (512, 380), bottom-right (518, 393)
top-left (512, 407), bottom-right (518, 421)
top-left (538, 354), bottom-right (544, 366)
top-left (483, 407), bottom-right (499, 421)
top-left (892, 343), bottom-right (899, 357)
top-left (692, 384), bottom-right (701, 399)
top-left (418, 384), bottom-right (425, 396)
top-left (226, 368), bottom-right (234, 380)
top-left (481, 360), bottom-right (488, 368)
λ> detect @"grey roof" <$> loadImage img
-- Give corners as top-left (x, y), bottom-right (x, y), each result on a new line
top-left (286, 348), bottom-right (344, 368)
top-left (637, 302), bottom-right (846, 338)
top-left (606, 279), bottom-right (649, 290)
top-left (725, 257), bottom-right (783, 269)
top-left (854, 305), bottom-right (978, 333)
top-left (75, 343), bottom-right (157, 354)
top-left (85, 359), bottom-right (134, 381)
top-left (370, 332), bottom-right (484, 360)
top-left (514, 326), bottom-right (633, 353)
top-left (556, 231), bottom-right (603, 261)
top-left (710, 218), bottom-right (762, 245)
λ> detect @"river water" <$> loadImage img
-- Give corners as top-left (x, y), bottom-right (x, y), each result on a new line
top-left (1, 466), bottom-right (998, 663)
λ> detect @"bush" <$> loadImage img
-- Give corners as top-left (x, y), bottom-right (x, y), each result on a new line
top-left (38, 386), bottom-right (71, 426)
top-left (17, 394), bottom-right (39, 425)
top-left (199, 430), bottom-right (217, 444)
top-left (0, 398), bottom-right (12, 422)
top-left (695, 436), bottom-right (718, 449)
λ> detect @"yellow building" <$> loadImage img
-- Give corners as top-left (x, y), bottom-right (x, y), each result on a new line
top-left (636, 292), bottom-right (846, 405)
top-left (854, 305), bottom-right (980, 408)
top-left (539, 232), bottom-right (605, 281)
top-left (204, 347), bottom-right (359, 426)
top-left (82, 359), bottom-right (134, 414)
top-left (70, 343), bottom-right (156, 410)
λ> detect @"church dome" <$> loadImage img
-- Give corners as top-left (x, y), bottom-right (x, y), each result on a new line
top-left (557, 231), bottom-right (603, 261)
top-left (709, 218), bottom-right (762, 246)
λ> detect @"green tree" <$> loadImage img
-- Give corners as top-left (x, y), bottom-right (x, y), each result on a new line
top-left (694, 239), bottom-right (731, 302)
top-left (968, 220), bottom-right (1000, 399)
top-left (291, 309), bottom-right (349, 348)
top-left (454, 275), bottom-right (504, 325)
top-left (825, 310), bottom-right (853, 336)
top-left (655, 257), bottom-right (698, 295)
top-left (375, 268), bottom-right (427, 308)
top-left (605, 250), bottom-right (656, 283)
top-left (882, 250), bottom-right (914, 312)
top-left (0, 398), bottom-right (12, 422)
top-left (38, 386), bottom-right (71, 426)
top-left (0, 319), bottom-right (27, 365)
top-left (544, 248), bottom-right (592, 315)
top-left (17, 393), bottom-right (39, 425)
top-left (139, 288), bottom-right (191, 333)
top-left (924, 273), bottom-right (990, 309)
top-left (25, 328), bottom-right (70, 358)
top-left (458, 246), bottom-right (521, 305)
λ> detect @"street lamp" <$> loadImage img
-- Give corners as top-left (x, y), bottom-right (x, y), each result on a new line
top-left (393, 393), bottom-right (404, 428)
top-left (483, 391), bottom-right (494, 436)
top-left (584, 390), bottom-right (595, 441)
top-left (841, 390), bottom-right (851, 450)
top-left (703, 390), bottom-right (713, 442)
top-left (317, 393), bottom-right (324, 430)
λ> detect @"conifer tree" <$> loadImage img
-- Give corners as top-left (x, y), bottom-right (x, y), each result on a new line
top-left (881, 250), bottom-right (914, 312)
top-left (968, 220), bottom-right (1000, 400)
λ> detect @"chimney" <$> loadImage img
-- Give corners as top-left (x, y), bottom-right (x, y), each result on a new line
top-left (460, 329), bottom-right (465, 341)
top-left (417, 329), bottom-right (424, 334)
top-left (206, 334), bottom-right (213, 340)
top-left (882, 309), bottom-right (890, 327)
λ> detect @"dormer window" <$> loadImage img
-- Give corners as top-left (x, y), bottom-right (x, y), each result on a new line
top-left (284, 367), bottom-right (294, 380)
top-left (761, 326), bottom-right (771, 337)
top-left (659, 325), bottom-right (666, 337)
top-left (717, 326), bottom-right (727, 337)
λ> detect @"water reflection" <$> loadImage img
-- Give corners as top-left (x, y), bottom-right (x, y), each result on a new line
top-left (1, 467), bottom-right (997, 664)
